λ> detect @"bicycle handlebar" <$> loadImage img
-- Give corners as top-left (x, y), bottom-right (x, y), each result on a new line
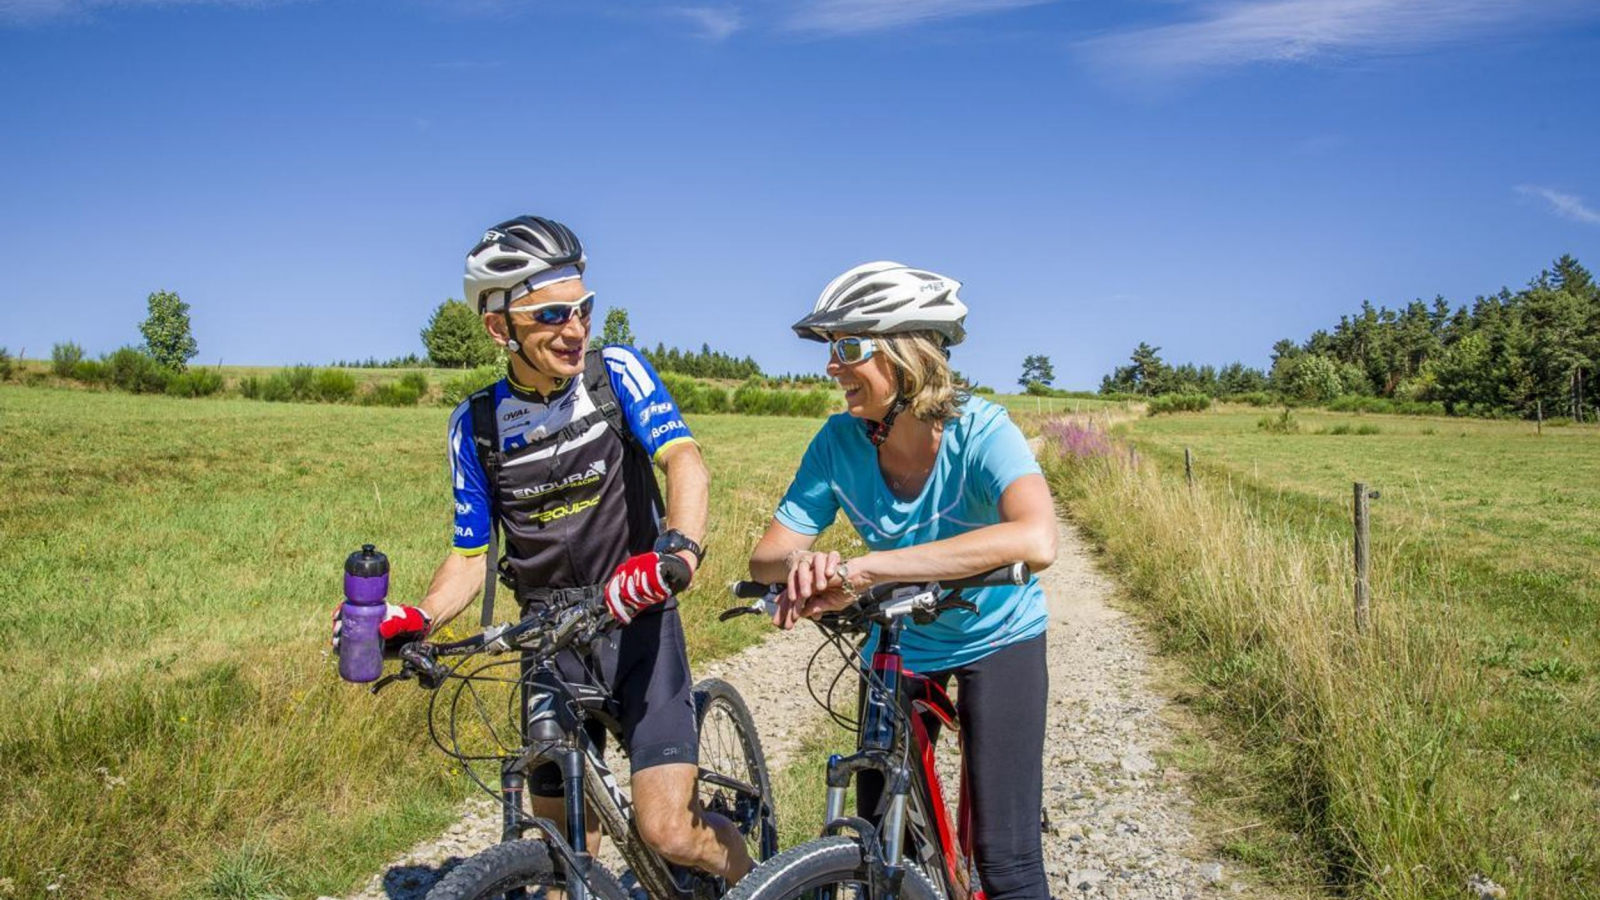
top-left (722, 562), bottom-right (1030, 625)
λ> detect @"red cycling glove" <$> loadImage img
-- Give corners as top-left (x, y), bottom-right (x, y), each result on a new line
top-left (331, 603), bottom-right (433, 652)
top-left (604, 552), bottom-right (675, 625)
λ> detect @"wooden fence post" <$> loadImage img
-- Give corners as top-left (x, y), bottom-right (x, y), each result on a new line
top-left (1353, 482), bottom-right (1371, 635)
top-left (1537, 399), bottom-right (1543, 436)
top-left (1184, 447), bottom-right (1195, 490)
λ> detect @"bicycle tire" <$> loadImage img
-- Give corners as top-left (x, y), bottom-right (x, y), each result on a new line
top-left (425, 839), bottom-right (629, 900)
top-left (719, 836), bottom-right (946, 900)
top-left (693, 677), bottom-right (779, 863)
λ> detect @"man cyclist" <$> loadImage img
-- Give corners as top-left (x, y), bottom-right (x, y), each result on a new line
top-left (339, 215), bottom-right (752, 884)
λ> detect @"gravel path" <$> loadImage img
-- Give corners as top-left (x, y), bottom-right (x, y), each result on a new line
top-left (336, 519), bottom-right (1275, 900)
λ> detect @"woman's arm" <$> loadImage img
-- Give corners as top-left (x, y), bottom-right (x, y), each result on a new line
top-left (844, 472), bottom-right (1057, 592)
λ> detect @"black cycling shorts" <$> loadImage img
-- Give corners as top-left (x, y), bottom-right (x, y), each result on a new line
top-left (528, 604), bottom-right (699, 796)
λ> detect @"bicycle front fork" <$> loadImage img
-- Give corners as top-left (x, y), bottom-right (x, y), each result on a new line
top-left (824, 753), bottom-right (910, 865)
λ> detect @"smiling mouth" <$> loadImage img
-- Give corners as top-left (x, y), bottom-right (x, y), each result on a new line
top-left (839, 380), bottom-right (863, 402)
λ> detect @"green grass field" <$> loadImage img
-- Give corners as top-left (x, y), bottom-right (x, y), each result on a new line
top-left (0, 385), bottom-right (851, 900)
top-left (1043, 407), bottom-right (1598, 898)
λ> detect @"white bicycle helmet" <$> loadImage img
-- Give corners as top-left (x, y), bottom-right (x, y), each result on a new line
top-left (792, 261), bottom-right (967, 347)
top-left (464, 216), bottom-right (586, 314)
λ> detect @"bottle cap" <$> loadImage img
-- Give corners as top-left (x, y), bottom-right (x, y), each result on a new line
top-left (345, 544), bottom-right (390, 578)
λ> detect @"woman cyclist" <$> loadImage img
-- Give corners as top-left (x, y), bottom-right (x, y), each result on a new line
top-left (747, 262), bottom-right (1058, 900)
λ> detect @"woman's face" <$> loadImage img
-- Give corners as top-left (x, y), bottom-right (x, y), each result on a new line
top-left (826, 333), bottom-right (897, 420)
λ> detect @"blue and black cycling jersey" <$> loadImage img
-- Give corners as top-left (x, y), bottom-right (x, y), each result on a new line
top-left (446, 344), bottom-right (694, 596)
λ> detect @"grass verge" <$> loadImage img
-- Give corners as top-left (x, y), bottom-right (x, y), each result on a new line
top-left (1038, 416), bottom-right (1597, 900)
top-left (0, 386), bottom-right (829, 900)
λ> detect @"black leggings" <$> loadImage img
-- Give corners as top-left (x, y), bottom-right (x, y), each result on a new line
top-left (857, 634), bottom-right (1049, 900)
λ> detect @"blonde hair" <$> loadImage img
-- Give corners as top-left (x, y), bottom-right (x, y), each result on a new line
top-left (875, 331), bottom-right (968, 422)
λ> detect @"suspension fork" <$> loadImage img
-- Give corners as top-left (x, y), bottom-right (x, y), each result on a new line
top-left (519, 658), bottom-right (594, 900)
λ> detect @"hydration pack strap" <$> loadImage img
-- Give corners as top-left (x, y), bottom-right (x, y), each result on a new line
top-left (469, 387), bottom-right (502, 630)
top-left (581, 348), bottom-right (666, 516)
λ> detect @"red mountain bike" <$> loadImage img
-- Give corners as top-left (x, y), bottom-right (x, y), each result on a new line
top-left (719, 563), bottom-right (1030, 900)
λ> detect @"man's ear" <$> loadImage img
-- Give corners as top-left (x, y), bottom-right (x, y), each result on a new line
top-left (482, 312), bottom-right (510, 348)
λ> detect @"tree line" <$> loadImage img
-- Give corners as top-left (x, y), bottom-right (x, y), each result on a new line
top-left (1094, 254), bottom-right (1599, 419)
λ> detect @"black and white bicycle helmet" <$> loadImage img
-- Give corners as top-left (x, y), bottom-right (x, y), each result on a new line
top-left (463, 216), bottom-right (587, 314)
top-left (792, 261), bottom-right (967, 347)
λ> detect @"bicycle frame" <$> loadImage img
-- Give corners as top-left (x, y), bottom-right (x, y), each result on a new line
top-left (820, 616), bottom-right (983, 900)
top-left (502, 656), bottom-right (703, 900)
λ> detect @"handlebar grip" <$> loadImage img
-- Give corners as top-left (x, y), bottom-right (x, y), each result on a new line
top-left (732, 581), bottom-right (780, 600)
top-left (943, 562), bottom-right (1030, 590)
top-left (660, 553), bottom-right (693, 594)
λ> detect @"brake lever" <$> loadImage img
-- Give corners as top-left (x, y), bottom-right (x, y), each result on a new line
top-left (936, 597), bottom-right (979, 614)
top-left (719, 597), bottom-right (780, 622)
top-left (369, 670), bottom-right (409, 695)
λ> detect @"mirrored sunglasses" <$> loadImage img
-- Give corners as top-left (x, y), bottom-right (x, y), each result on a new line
top-left (508, 292), bottom-right (595, 326)
top-left (829, 336), bottom-right (877, 365)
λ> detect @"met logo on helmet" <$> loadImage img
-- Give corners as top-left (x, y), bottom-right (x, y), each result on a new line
top-left (483, 230), bottom-right (506, 242)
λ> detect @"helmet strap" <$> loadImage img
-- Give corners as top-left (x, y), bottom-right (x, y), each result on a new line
top-left (865, 395), bottom-right (908, 448)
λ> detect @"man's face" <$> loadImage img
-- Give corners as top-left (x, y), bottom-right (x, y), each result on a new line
top-left (487, 277), bottom-right (592, 379)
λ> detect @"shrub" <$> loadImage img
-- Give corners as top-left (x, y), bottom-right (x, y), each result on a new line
top-left (51, 342), bottom-right (85, 377)
top-left (166, 368), bottom-right (225, 398)
top-left (1146, 393), bottom-right (1211, 416)
top-left (973, 385), bottom-right (996, 395)
top-left (310, 369), bottom-right (358, 403)
top-left (0, 347), bottom-right (12, 380)
top-left (104, 347), bottom-right (174, 394)
top-left (440, 364), bottom-right (503, 406)
top-left (398, 371), bottom-right (430, 396)
top-left (363, 381), bottom-right (422, 407)
top-left (238, 375), bottom-right (263, 400)
top-left (258, 371), bottom-right (297, 403)
top-left (72, 359), bottom-right (107, 384)
top-left (1257, 408), bottom-right (1301, 435)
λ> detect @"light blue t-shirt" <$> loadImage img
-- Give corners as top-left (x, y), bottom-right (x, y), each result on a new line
top-left (774, 396), bottom-right (1048, 672)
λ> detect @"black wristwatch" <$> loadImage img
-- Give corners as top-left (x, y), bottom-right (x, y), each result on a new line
top-left (654, 529), bottom-right (705, 565)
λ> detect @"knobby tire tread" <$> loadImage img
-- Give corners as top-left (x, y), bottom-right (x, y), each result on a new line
top-left (424, 839), bottom-right (629, 900)
top-left (719, 837), bottom-right (945, 900)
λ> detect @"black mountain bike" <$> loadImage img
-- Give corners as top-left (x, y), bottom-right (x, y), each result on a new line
top-left (716, 563), bottom-right (1031, 900)
top-left (374, 576), bottom-right (779, 900)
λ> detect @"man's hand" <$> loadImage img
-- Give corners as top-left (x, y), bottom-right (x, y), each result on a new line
top-left (603, 552), bottom-right (683, 625)
top-left (331, 604), bottom-right (433, 652)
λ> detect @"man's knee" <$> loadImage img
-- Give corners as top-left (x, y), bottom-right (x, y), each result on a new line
top-left (631, 763), bottom-right (702, 863)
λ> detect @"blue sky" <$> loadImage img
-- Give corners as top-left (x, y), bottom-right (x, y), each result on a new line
top-left (2, 0), bottom-right (1598, 390)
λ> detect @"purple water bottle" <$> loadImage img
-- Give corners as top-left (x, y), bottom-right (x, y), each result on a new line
top-left (338, 544), bottom-right (390, 683)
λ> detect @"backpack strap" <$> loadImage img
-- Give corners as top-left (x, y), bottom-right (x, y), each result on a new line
top-left (583, 348), bottom-right (667, 516)
top-left (468, 386), bottom-right (502, 629)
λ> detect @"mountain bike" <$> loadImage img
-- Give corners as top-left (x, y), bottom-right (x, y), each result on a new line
top-left (716, 563), bottom-right (1030, 900)
top-left (374, 570), bottom-right (779, 900)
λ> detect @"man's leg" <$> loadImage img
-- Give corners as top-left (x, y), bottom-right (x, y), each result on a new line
top-left (614, 606), bottom-right (752, 882)
top-left (632, 763), bottom-right (754, 884)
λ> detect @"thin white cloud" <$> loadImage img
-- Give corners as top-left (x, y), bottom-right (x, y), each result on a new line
top-left (1, 0), bottom-right (277, 24)
top-left (1518, 185), bottom-right (1600, 226)
top-left (786, 0), bottom-right (1048, 35)
top-left (670, 5), bottom-right (742, 39)
top-left (1080, 0), bottom-right (1593, 77)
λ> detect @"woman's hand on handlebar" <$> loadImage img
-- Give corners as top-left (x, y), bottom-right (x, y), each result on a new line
top-left (777, 549), bottom-right (854, 630)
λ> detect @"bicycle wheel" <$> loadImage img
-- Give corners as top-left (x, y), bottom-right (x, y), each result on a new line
top-left (719, 836), bottom-right (946, 900)
top-left (425, 839), bottom-right (629, 900)
top-left (693, 677), bottom-right (779, 863)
